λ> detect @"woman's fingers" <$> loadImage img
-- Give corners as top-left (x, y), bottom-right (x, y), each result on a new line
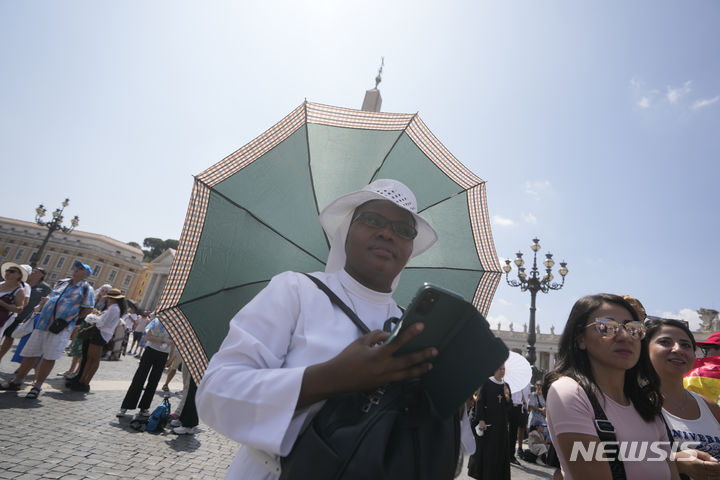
top-left (383, 322), bottom-right (425, 353)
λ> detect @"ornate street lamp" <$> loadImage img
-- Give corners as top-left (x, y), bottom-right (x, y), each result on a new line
top-left (29, 198), bottom-right (80, 267)
top-left (503, 237), bottom-right (568, 367)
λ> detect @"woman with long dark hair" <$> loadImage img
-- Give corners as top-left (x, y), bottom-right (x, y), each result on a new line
top-left (69, 288), bottom-right (126, 392)
top-left (645, 316), bottom-right (720, 480)
top-left (544, 293), bottom-right (679, 479)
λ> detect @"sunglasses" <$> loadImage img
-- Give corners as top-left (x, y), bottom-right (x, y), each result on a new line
top-left (586, 317), bottom-right (646, 340)
top-left (352, 211), bottom-right (418, 240)
top-left (5, 269), bottom-right (21, 275)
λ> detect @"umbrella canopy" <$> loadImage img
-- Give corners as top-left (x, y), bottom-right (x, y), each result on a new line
top-left (503, 351), bottom-right (532, 394)
top-left (157, 101), bottom-right (502, 382)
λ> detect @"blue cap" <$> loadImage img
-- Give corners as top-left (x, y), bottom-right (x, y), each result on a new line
top-left (73, 261), bottom-right (92, 276)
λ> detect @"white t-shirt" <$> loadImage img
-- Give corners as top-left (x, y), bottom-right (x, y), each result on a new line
top-left (86, 304), bottom-right (122, 343)
top-left (198, 270), bottom-right (463, 479)
top-left (123, 313), bottom-right (137, 330)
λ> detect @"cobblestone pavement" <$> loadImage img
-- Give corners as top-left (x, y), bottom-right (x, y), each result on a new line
top-left (0, 348), bottom-right (552, 479)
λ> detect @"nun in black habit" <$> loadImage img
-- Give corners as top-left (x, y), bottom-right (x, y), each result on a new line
top-left (468, 364), bottom-right (512, 480)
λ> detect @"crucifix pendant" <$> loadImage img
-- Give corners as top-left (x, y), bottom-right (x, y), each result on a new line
top-left (498, 394), bottom-right (503, 403)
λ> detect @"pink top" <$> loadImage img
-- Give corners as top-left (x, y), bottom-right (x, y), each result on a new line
top-left (546, 376), bottom-right (671, 480)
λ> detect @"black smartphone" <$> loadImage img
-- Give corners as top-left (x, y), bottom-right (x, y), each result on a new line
top-left (387, 283), bottom-right (509, 418)
top-left (387, 284), bottom-right (473, 356)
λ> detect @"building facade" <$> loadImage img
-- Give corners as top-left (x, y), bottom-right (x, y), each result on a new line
top-left (139, 248), bottom-right (175, 312)
top-left (0, 216), bottom-right (145, 302)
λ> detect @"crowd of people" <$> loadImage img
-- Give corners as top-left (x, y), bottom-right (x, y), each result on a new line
top-left (3, 179), bottom-right (719, 480)
top-left (0, 260), bottom-right (198, 435)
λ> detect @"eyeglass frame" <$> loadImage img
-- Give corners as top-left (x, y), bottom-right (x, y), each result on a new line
top-left (351, 211), bottom-right (418, 240)
top-left (585, 316), bottom-right (647, 340)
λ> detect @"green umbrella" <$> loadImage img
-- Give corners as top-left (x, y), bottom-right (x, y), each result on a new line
top-left (157, 101), bottom-right (501, 382)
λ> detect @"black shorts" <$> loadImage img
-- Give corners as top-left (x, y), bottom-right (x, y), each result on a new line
top-left (2, 316), bottom-right (24, 338)
top-left (88, 326), bottom-right (107, 347)
top-left (132, 331), bottom-right (143, 342)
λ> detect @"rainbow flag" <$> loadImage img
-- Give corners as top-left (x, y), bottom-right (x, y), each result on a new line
top-left (684, 356), bottom-right (720, 405)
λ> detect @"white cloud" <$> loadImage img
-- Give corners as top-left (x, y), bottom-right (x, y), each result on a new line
top-left (692, 96), bottom-right (720, 110)
top-left (666, 81), bottom-right (692, 104)
top-left (524, 180), bottom-right (552, 199)
top-left (487, 314), bottom-right (512, 331)
top-left (657, 308), bottom-right (701, 331)
top-left (630, 77), bottom-right (643, 89)
top-left (497, 298), bottom-right (512, 306)
top-left (522, 212), bottom-right (537, 225)
top-left (493, 215), bottom-right (515, 227)
top-left (638, 96), bottom-right (650, 109)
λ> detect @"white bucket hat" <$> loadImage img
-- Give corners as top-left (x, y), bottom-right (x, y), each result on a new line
top-left (1, 262), bottom-right (29, 283)
top-left (319, 179), bottom-right (438, 285)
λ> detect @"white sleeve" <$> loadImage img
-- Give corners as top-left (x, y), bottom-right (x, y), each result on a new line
top-left (96, 305), bottom-right (121, 330)
top-left (196, 272), bottom-right (309, 457)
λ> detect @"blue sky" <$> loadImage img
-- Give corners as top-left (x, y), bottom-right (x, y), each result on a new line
top-left (1, 1), bottom-right (718, 333)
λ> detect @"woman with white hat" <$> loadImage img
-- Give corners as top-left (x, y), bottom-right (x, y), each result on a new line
top-left (196, 179), bottom-right (450, 479)
top-left (0, 263), bottom-right (27, 335)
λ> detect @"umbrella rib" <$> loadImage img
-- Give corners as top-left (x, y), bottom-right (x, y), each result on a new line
top-left (196, 177), bottom-right (328, 266)
top-left (303, 102), bottom-right (331, 252)
top-left (169, 280), bottom-right (271, 310)
top-left (368, 113), bottom-right (419, 184)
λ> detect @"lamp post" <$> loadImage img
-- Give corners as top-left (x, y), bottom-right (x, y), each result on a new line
top-left (29, 198), bottom-right (80, 267)
top-left (503, 238), bottom-right (568, 367)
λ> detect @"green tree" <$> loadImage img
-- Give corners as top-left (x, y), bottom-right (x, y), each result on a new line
top-left (127, 241), bottom-right (141, 249)
top-left (140, 238), bottom-right (179, 261)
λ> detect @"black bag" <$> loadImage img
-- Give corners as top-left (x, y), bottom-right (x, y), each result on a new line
top-left (48, 318), bottom-right (69, 334)
top-left (280, 274), bottom-right (460, 480)
top-left (76, 324), bottom-right (96, 341)
top-left (545, 443), bottom-right (560, 468)
top-left (521, 449), bottom-right (538, 463)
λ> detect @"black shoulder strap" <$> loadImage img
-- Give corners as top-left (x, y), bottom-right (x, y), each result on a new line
top-left (302, 273), bottom-right (371, 335)
top-left (585, 390), bottom-right (626, 480)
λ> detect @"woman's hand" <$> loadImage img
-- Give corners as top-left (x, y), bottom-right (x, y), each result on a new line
top-left (297, 322), bottom-right (437, 408)
top-left (676, 449), bottom-right (720, 480)
top-left (477, 420), bottom-right (487, 431)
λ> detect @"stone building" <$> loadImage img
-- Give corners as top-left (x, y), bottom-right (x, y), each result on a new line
top-left (0, 216), bottom-right (144, 301)
top-left (138, 248), bottom-right (175, 312)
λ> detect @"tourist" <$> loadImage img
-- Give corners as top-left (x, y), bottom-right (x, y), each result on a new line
top-left (0, 261), bottom-right (94, 399)
top-left (544, 293), bottom-right (679, 479)
top-left (645, 316), bottom-right (720, 479)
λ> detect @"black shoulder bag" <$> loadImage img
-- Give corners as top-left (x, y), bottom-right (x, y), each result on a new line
top-left (279, 274), bottom-right (460, 480)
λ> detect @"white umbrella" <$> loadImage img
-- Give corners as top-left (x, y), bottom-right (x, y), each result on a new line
top-left (504, 351), bottom-right (532, 394)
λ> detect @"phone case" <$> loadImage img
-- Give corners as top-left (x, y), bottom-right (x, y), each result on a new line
top-left (391, 283), bottom-right (509, 418)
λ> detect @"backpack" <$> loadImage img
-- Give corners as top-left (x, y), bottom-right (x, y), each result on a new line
top-left (144, 398), bottom-right (171, 433)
